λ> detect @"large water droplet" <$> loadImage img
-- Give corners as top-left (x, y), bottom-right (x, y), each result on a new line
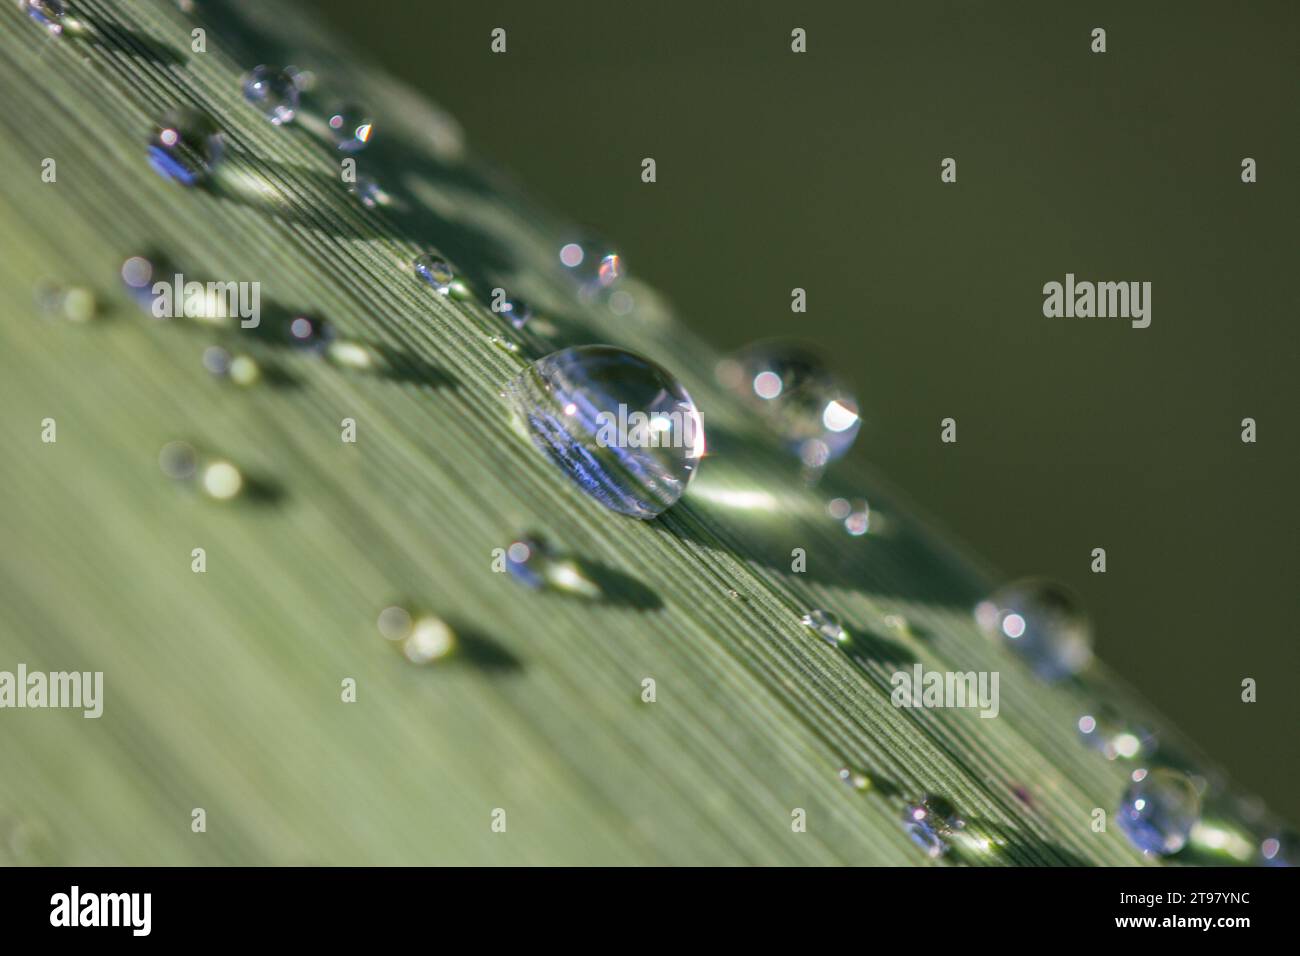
top-left (1117, 768), bottom-right (1201, 855)
top-left (716, 342), bottom-right (861, 467)
top-left (18, 0), bottom-right (67, 36)
top-left (242, 66), bottom-right (300, 125)
top-left (503, 346), bottom-right (705, 518)
top-left (327, 104), bottom-right (374, 152)
top-left (974, 578), bottom-right (1093, 682)
top-left (801, 608), bottom-right (847, 646)
top-left (149, 108), bottom-right (223, 186)
top-left (414, 254), bottom-right (454, 294)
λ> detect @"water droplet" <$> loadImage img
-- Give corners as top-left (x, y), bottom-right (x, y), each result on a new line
top-left (327, 104), bottom-right (374, 152)
top-left (348, 174), bottom-right (385, 208)
top-left (498, 294), bottom-right (532, 330)
top-left (1117, 768), bottom-right (1201, 855)
top-left (505, 534), bottom-right (601, 598)
top-left (200, 460), bottom-right (244, 501)
top-left (149, 108), bottom-right (224, 186)
top-left (35, 281), bottom-right (95, 322)
top-left (242, 66), bottom-right (300, 125)
top-left (559, 239), bottom-right (625, 288)
top-left (414, 254), bottom-right (454, 294)
top-left (503, 346), bottom-right (705, 518)
top-left (827, 496), bottom-right (871, 536)
top-left (716, 343), bottom-right (861, 466)
top-left (402, 616), bottom-right (456, 664)
top-left (286, 314), bottom-right (335, 352)
top-left (901, 794), bottom-right (966, 858)
top-left (376, 605), bottom-right (413, 641)
top-left (801, 608), bottom-right (847, 646)
top-left (203, 346), bottom-right (260, 386)
top-left (1076, 705), bottom-right (1155, 760)
top-left (18, 0), bottom-right (67, 36)
top-left (838, 767), bottom-right (872, 792)
top-left (159, 441), bottom-right (198, 480)
top-left (608, 289), bottom-right (635, 316)
top-left (974, 579), bottom-right (1093, 682)
top-left (489, 334), bottom-right (519, 354)
top-left (1259, 829), bottom-right (1297, 867)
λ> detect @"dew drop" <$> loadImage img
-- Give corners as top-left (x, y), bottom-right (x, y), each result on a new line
top-left (286, 314), bottom-right (335, 352)
top-left (18, 0), bottom-right (67, 36)
top-left (413, 254), bottom-right (454, 294)
top-left (148, 108), bottom-right (224, 186)
top-left (327, 104), bottom-right (374, 152)
top-left (348, 174), bottom-right (385, 208)
top-left (1259, 830), bottom-right (1297, 867)
top-left (158, 441), bottom-right (198, 481)
top-left (837, 767), bottom-right (872, 793)
top-left (1117, 768), bottom-right (1201, 855)
top-left (608, 289), bottom-right (635, 316)
top-left (504, 534), bottom-right (600, 597)
top-left (242, 65), bottom-right (300, 125)
top-left (559, 238), bottom-right (625, 288)
top-left (402, 616), bottom-right (456, 664)
top-left (827, 496), bottom-right (871, 536)
top-left (1075, 704), bottom-right (1155, 761)
top-left (35, 281), bottom-right (95, 322)
top-left (502, 346), bottom-right (705, 518)
top-left (489, 334), bottom-right (519, 354)
top-left (801, 608), bottom-right (847, 646)
top-left (717, 342), bottom-right (861, 466)
top-left (498, 294), bottom-right (532, 331)
top-left (203, 346), bottom-right (260, 386)
top-left (900, 794), bottom-right (966, 859)
top-left (376, 605), bottom-right (413, 641)
top-left (974, 578), bottom-right (1093, 682)
top-left (200, 460), bottom-right (243, 501)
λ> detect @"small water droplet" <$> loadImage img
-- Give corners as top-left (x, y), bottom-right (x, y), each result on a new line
top-left (286, 314), bottom-right (335, 352)
top-left (559, 239), bottom-right (625, 288)
top-left (327, 104), bottom-right (373, 152)
top-left (497, 294), bottom-right (532, 330)
top-left (1117, 768), bottom-right (1201, 855)
top-left (503, 346), bottom-right (705, 518)
top-left (402, 616), bottom-right (456, 664)
top-left (376, 605), bottom-right (413, 641)
top-left (1076, 704), bottom-right (1155, 760)
top-left (489, 334), bottom-right (519, 354)
top-left (717, 343), bottom-right (861, 466)
top-left (505, 534), bottom-right (601, 598)
top-left (974, 579), bottom-right (1093, 682)
top-left (18, 0), bottom-right (67, 36)
top-left (200, 459), bottom-right (244, 500)
top-left (900, 794), bottom-right (966, 858)
top-left (203, 346), bottom-right (260, 386)
top-left (35, 281), bottom-right (95, 322)
top-left (149, 108), bottom-right (223, 186)
top-left (1259, 829), bottom-right (1297, 867)
top-left (242, 66), bottom-right (300, 125)
top-left (158, 441), bottom-right (198, 480)
top-left (800, 608), bottom-right (847, 646)
top-left (838, 767), bottom-right (872, 792)
top-left (348, 174), bottom-right (385, 208)
top-left (608, 289), bottom-right (635, 316)
top-left (414, 254), bottom-right (454, 294)
top-left (827, 496), bottom-right (871, 535)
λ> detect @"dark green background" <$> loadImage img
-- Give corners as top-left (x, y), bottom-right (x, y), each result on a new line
top-left (313, 0), bottom-right (1298, 819)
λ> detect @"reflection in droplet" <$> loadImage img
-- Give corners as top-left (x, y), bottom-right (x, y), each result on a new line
top-left (1117, 768), bottom-right (1201, 855)
top-left (503, 346), bottom-right (705, 518)
top-left (414, 254), bottom-right (454, 294)
top-left (242, 66), bottom-right (300, 125)
top-left (801, 609), bottom-right (847, 646)
top-left (716, 342), bottom-right (861, 467)
top-left (402, 616), bottom-right (456, 664)
top-left (327, 104), bottom-right (373, 152)
top-left (149, 108), bottom-right (224, 186)
top-left (974, 579), bottom-right (1093, 682)
top-left (901, 794), bottom-right (966, 859)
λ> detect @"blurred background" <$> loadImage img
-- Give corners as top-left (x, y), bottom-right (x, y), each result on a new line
top-left (313, 0), bottom-right (1299, 818)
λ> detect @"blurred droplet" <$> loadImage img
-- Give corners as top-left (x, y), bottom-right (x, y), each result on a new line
top-left (159, 441), bottom-right (198, 481)
top-left (1117, 768), bottom-right (1201, 855)
top-left (149, 108), bottom-right (223, 186)
top-left (414, 254), bottom-right (454, 294)
top-left (200, 460), bottom-right (243, 500)
top-left (327, 103), bottom-right (373, 152)
top-left (1076, 705), bottom-right (1155, 761)
top-left (901, 794), bottom-right (966, 859)
top-left (827, 496), bottom-right (871, 536)
top-left (286, 314), bottom-right (335, 353)
top-left (35, 281), bottom-right (95, 322)
top-left (503, 346), bottom-right (705, 518)
top-left (717, 342), bottom-right (861, 466)
top-left (376, 605), bottom-right (413, 642)
top-left (1259, 829), bottom-right (1297, 867)
top-left (974, 579), bottom-right (1093, 682)
top-left (402, 616), bottom-right (456, 664)
top-left (498, 294), bottom-right (532, 331)
top-left (242, 66), bottom-right (300, 125)
top-left (801, 609), bottom-right (847, 646)
top-left (559, 238), bottom-right (625, 288)
top-left (505, 534), bottom-right (601, 598)
top-left (838, 767), bottom-right (872, 792)
top-left (18, 0), bottom-right (67, 36)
